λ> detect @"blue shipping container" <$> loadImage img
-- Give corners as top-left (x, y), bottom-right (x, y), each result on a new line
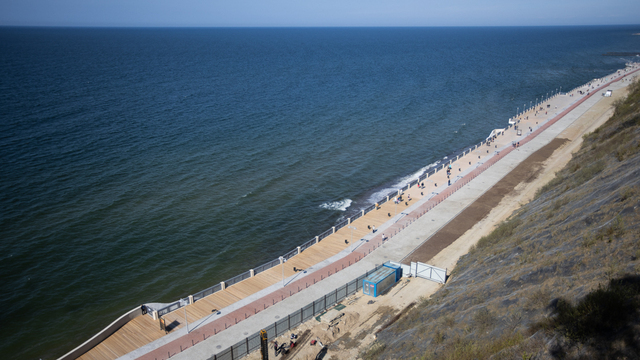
top-left (384, 263), bottom-right (403, 281)
top-left (363, 266), bottom-right (398, 297)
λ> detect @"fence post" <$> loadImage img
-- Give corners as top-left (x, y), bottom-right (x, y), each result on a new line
top-left (297, 246), bottom-right (301, 254)
top-left (250, 269), bottom-right (255, 277)
top-left (188, 295), bottom-right (194, 305)
top-left (316, 236), bottom-right (319, 244)
top-left (362, 209), bottom-right (365, 216)
top-left (230, 345), bottom-right (234, 360)
top-left (246, 338), bottom-right (249, 355)
top-left (221, 281), bottom-right (226, 290)
top-left (332, 226), bottom-right (335, 234)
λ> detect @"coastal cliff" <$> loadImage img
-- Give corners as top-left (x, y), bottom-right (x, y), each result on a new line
top-left (363, 80), bottom-right (640, 359)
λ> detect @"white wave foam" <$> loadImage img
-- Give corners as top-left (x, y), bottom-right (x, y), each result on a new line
top-left (366, 162), bottom-right (439, 203)
top-left (319, 199), bottom-right (352, 211)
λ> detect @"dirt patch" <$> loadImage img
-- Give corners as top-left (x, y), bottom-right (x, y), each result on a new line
top-left (405, 137), bottom-right (570, 264)
top-left (281, 329), bottom-right (311, 360)
top-left (375, 302), bottom-right (416, 334)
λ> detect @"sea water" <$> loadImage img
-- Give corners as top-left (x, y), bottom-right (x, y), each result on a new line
top-left (1, 26), bottom-right (639, 359)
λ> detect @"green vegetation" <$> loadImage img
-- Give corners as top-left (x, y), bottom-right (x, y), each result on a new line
top-left (366, 79), bottom-right (640, 360)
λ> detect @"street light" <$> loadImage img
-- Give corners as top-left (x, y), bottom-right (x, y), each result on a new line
top-left (394, 195), bottom-right (399, 216)
top-left (279, 256), bottom-right (286, 287)
top-left (180, 298), bottom-right (189, 333)
top-left (348, 225), bottom-right (356, 244)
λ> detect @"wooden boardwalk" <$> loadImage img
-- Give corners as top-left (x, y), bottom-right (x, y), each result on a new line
top-left (77, 190), bottom-right (422, 360)
top-left (75, 144), bottom-right (504, 360)
top-left (74, 67), bottom-right (640, 360)
top-left (75, 128), bottom-right (530, 360)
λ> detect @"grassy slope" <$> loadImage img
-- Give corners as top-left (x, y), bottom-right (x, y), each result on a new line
top-left (363, 80), bottom-right (640, 360)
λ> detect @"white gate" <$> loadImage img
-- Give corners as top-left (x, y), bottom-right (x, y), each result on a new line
top-left (411, 262), bottom-right (446, 284)
top-left (387, 261), bottom-right (410, 276)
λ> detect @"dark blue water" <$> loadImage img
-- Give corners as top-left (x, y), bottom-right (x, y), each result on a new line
top-left (1, 26), bottom-right (639, 359)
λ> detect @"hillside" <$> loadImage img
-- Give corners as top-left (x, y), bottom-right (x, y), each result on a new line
top-left (363, 80), bottom-right (640, 359)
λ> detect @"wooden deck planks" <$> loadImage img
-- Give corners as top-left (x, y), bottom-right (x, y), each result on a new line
top-left (77, 315), bottom-right (167, 360)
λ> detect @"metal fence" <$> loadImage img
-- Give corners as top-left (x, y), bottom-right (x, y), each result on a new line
top-left (299, 238), bottom-right (317, 252)
top-left (208, 264), bottom-right (384, 360)
top-left (226, 270), bottom-right (253, 287)
top-left (193, 283), bottom-right (223, 302)
top-left (157, 300), bottom-right (182, 317)
top-left (334, 219), bottom-right (349, 232)
top-left (283, 248), bottom-right (298, 261)
top-left (255, 259), bottom-right (281, 275)
top-left (318, 228), bottom-right (333, 241)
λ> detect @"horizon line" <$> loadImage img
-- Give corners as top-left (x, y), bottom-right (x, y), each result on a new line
top-left (2, 23), bottom-right (640, 29)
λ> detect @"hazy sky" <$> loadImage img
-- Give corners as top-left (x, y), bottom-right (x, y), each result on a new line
top-left (1, 0), bottom-right (639, 27)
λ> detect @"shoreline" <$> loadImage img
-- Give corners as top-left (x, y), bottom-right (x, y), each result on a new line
top-left (64, 63), bottom-right (640, 360)
top-left (240, 68), bottom-right (637, 360)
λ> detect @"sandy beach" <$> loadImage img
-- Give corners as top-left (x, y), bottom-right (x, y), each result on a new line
top-left (67, 63), bottom-right (640, 360)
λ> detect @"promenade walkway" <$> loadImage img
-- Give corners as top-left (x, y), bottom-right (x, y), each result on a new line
top-left (69, 64), bottom-right (640, 360)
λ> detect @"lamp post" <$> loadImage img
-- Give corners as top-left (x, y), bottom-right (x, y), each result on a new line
top-left (516, 107), bottom-right (519, 117)
top-left (348, 226), bottom-right (356, 244)
top-left (394, 197), bottom-right (398, 216)
top-left (279, 256), bottom-right (286, 287)
top-left (180, 298), bottom-right (189, 333)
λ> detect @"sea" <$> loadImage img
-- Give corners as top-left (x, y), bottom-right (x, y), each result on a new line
top-left (1, 25), bottom-right (639, 360)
